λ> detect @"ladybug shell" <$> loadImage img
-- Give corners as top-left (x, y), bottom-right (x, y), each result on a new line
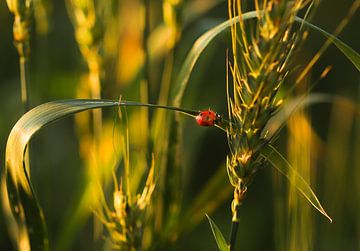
top-left (196, 110), bottom-right (218, 127)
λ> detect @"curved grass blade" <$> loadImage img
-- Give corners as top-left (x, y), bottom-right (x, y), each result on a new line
top-left (206, 214), bottom-right (230, 251)
top-left (266, 94), bottom-right (360, 140)
top-left (1, 99), bottom-right (199, 250)
top-left (265, 94), bottom-right (333, 139)
top-left (172, 11), bottom-right (359, 109)
top-left (171, 11), bottom-right (258, 106)
top-left (295, 16), bottom-right (360, 71)
top-left (260, 144), bottom-right (333, 223)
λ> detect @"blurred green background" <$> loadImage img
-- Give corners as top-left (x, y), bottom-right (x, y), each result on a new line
top-left (0, 0), bottom-right (359, 250)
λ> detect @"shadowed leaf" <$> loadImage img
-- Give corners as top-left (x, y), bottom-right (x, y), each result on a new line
top-left (266, 94), bottom-right (333, 139)
top-left (266, 94), bottom-right (360, 140)
top-left (206, 214), bottom-right (230, 251)
top-left (295, 17), bottom-right (360, 71)
top-left (172, 11), bottom-right (258, 106)
top-left (260, 144), bottom-right (333, 222)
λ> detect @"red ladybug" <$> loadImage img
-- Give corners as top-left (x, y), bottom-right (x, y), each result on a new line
top-left (196, 109), bottom-right (221, 127)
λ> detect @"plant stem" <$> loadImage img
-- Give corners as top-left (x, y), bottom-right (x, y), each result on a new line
top-left (19, 50), bottom-right (31, 180)
top-left (229, 207), bottom-right (240, 251)
top-left (229, 184), bottom-right (246, 251)
top-left (87, 55), bottom-right (102, 140)
top-left (143, 0), bottom-right (151, 87)
top-left (19, 55), bottom-right (30, 112)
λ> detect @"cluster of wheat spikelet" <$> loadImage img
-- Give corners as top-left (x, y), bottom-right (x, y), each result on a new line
top-left (94, 156), bottom-right (155, 250)
top-left (226, 0), bottom-right (311, 221)
top-left (6, 0), bottom-right (32, 58)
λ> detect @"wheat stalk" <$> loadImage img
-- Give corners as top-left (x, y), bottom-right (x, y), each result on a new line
top-left (226, 0), bottom-right (311, 248)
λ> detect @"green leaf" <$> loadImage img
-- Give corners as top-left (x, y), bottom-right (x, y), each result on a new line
top-left (260, 144), bottom-right (333, 222)
top-left (266, 94), bottom-right (360, 140)
top-left (266, 94), bottom-right (333, 139)
top-left (295, 16), bottom-right (360, 71)
top-left (1, 99), bottom-right (198, 250)
top-left (206, 214), bottom-right (230, 251)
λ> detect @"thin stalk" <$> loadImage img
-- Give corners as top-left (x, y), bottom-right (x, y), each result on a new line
top-left (229, 219), bottom-right (239, 251)
top-left (118, 100), bottom-right (229, 132)
top-left (151, 52), bottom-right (175, 237)
top-left (125, 124), bottom-right (132, 204)
top-left (87, 53), bottom-right (103, 241)
top-left (19, 55), bottom-right (30, 112)
top-left (19, 48), bottom-right (31, 190)
top-left (143, 0), bottom-right (151, 88)
top-left (228, 184), bottom-right (246, 251)
top-left (87, 55), bottom-right (102, 140)
top-left (118, 100), bottom-right (198, 117)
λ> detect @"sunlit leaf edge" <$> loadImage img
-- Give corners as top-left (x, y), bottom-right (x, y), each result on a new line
top-left (260, 144), bottom-right (333, 222)
top-left (206, 214), bottom-right (230, 251)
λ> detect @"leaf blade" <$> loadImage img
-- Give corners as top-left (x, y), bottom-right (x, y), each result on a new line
top-left (3, 100), bottom-right (122, 251)
top-left (265, 94), bottom-right (333, 139)
top-left (206, 214), bottom-right (230, 251)
top-left (260, 144), bottom-right (333, 222)
top-left (172, 11), bottom-right (258, 106)
top-left (2, 99), bottom-right (199, 250)
top-left (295, 16), bottom-right (360, 71)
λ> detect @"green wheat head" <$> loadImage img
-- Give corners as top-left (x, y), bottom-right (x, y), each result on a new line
top-left (226, 0), bottom-right (310, 220)
top-left (94, 154), bottom-right (155, 250)
top-left (6, 0), bottom-right (33, 57)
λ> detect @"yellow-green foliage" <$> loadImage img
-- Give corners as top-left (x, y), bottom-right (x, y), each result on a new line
top-left (1, 0), bottom-right (360, 251)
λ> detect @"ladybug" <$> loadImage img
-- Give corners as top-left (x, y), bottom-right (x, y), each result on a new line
top-left (195, 109), bottom-right (221, 127)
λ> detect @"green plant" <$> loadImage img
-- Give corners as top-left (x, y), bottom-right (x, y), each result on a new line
top-left (1, 0), bottom-right (359, 250)
top-left (205, 0), bottom-right (359, 250)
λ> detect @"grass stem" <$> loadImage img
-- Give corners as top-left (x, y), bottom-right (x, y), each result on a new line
top-left (229, 221), bottom-right (239, 251)
top-left (19, 55), bottom-right (30, 112)
top-left (229, 206), bottom-right (240, 251)
top-left (144, 0), bottom-right (151, 88)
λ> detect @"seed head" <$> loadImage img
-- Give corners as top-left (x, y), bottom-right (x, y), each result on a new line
top-left (95, 156), bottom-right (156, 250)
top-left (226, 0), bottom-right (308, 191)
top-left (6, 0), bottom-right (33, 56)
